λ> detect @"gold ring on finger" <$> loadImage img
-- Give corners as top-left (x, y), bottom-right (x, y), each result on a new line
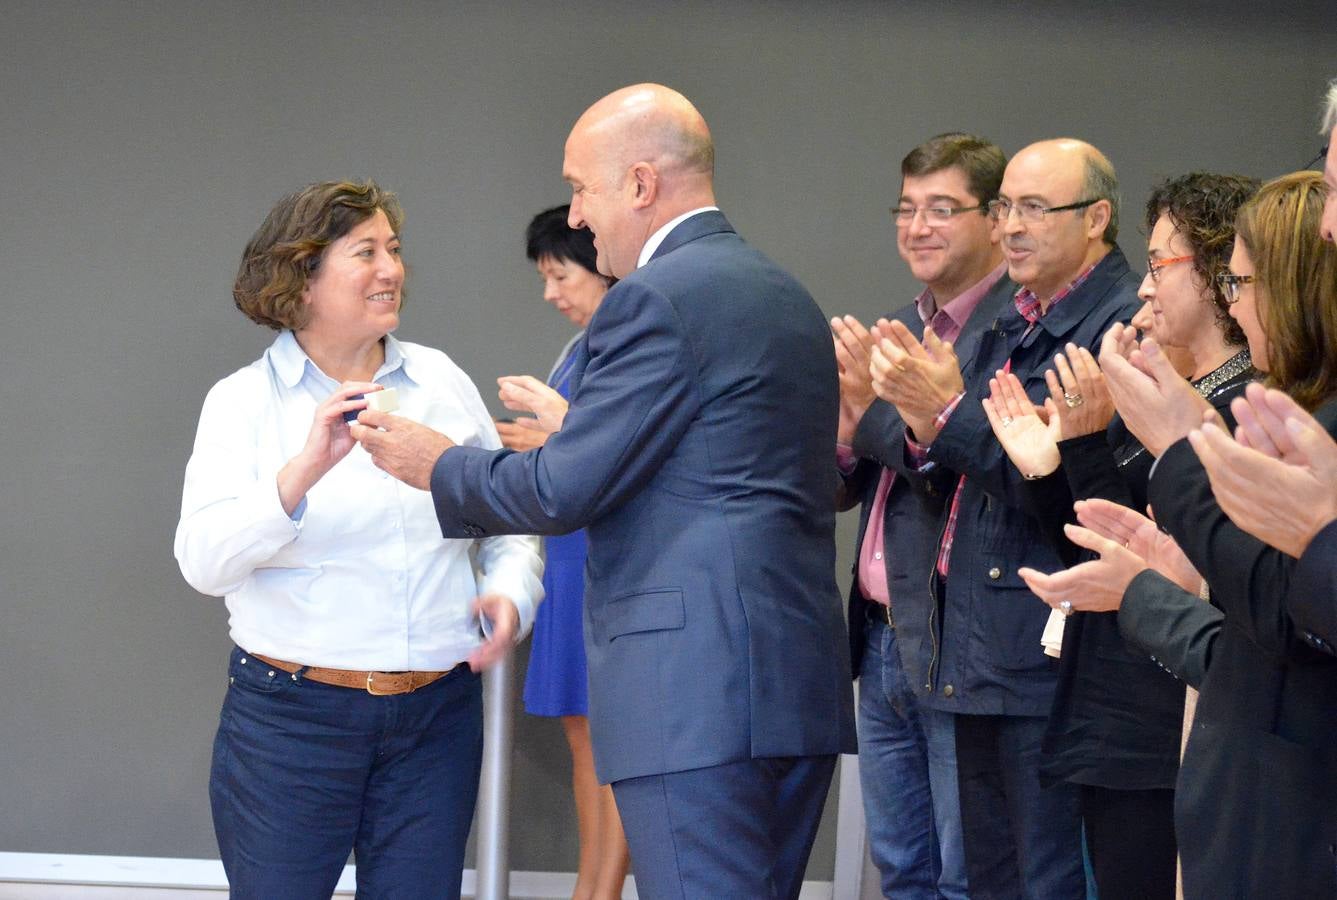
top-left (1063, 392), bottom-right (1084, 408)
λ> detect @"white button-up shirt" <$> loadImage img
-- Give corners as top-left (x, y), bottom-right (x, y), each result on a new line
top-left (174, 331), bottom-right (543, 670)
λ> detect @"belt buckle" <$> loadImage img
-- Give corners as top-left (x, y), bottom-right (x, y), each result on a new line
top-left (366, 671), bottom-right (396, 696)
top-left (881, 603), bottom-right (894, 628)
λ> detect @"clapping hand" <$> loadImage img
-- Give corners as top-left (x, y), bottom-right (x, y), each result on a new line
top-left (1073, 499), bottom-right (1201, 594)
top-left (498, 375), bottom-right (569, 434)
top-left (831, 315), bottom-right (880, 443)
top-left (1099, 324), bottom-right (1213, 458)
top-left (1188, 384), bottom-right (1337, 557)
top-left (1046, 344), bottom-right (1115, 440)
top-left (982, 370), bottom-right (1061, 478)
top-left (869, 320), bottom-right (965, 443)
top-left (1018, 499), bottom-right (1199, 614)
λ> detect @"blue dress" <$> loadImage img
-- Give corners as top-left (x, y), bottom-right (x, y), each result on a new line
top-left (522, 336), bottom-right (590, 717)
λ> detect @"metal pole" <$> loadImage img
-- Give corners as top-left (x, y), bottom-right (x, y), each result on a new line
top-left (474, 653), bottom-right (514, 900)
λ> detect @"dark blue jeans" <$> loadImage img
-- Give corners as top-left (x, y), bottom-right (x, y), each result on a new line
top-left (210, 646), bottom-right (482, 900)
top-left (858, 616), bottom-right (968, 899)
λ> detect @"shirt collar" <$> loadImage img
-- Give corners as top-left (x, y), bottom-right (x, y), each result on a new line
top-left (1013, 255), bottom-right (1104, 325)
top-left (269, 330), bottom-right (414, 388)
top-left (914, 261), bottom-right (1008, 336)
top-left (637, 206), bottom-right (720, 268)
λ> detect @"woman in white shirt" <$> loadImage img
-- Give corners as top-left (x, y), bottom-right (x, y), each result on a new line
top-left (174, 180), bottom-right (542, 900)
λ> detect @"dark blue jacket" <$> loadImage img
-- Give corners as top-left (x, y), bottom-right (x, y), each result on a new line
top-left (886, 248), bottom-right (1141, 716)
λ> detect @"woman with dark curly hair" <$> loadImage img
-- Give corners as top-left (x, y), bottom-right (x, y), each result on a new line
top-left (174, 180), bottom-right (542, 899)
top-left (982, 172), bottom-right (1259, 899)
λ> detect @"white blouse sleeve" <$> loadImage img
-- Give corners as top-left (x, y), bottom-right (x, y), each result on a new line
top-left (173, 373), bottom-right (302, 596)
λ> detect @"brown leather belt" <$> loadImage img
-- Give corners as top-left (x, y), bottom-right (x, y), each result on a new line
top-left (251, 652), bottom-right (461, 696)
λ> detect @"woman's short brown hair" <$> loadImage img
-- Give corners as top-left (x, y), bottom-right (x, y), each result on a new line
top-left (233, 180), bottom-right (405, 331)
top-left (1234, 170), bottom-right (1337, 410)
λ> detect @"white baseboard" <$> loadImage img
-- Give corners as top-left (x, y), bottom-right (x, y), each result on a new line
top-left (0, 853), bottom-right (833, 899)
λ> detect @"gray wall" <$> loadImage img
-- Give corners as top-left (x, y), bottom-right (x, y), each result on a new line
top-left (2, 0), bottom-right (1332, 878)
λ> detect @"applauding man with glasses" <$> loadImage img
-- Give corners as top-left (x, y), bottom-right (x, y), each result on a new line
top-left (867, 139), bottom-right (1141, 898)
top-left (833, 132), bottom-right (1013, 900)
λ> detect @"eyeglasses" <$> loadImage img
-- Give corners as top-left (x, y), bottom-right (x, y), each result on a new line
top-left (1215, 272), bottom-right (1255, 304)
top-left (987, 197), bottom-right (1101, 223)
top-left (1146, 254), bottom-right (1194, 283)
top-left (1304, 144), bottom-right (1329, 170)
top-left (890, 204), bottom-right (989, 227)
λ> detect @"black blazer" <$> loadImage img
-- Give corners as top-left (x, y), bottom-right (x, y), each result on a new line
top-left (1288, 518), bottom-right (1337, 655)
top-left (1117, 400), bottom-right (1337, 898)
top-left (1031, 364), bottom-right (1252, 791)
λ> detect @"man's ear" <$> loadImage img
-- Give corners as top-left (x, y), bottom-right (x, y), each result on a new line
top-left (1086, 199), bottom-right (1112, 241)
top-left (629, 162), bottom-right (658, 209)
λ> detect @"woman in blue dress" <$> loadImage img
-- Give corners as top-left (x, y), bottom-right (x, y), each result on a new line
top-left (495, 205), bottom-right (628, 900)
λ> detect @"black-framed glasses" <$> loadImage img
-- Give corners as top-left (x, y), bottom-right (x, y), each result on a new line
top-left (988, 197), bottom-right (1102, 223)
top-left (1215, 272), bottom-right (1255, 304)
top-left (1305, 145), bottom-right (1329, 170)
top-left (890, 204), bottom-right (989, 227)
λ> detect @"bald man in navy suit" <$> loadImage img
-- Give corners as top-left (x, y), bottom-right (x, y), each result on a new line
top-left (355, 84), bottom-right (856, 899)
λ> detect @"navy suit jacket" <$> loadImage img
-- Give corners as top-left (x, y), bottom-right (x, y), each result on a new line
top-left (431, 211), bottom-right (857, 783)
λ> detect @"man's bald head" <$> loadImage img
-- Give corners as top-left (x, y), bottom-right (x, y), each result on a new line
top-left (998, 139), bottom-right (1119, 304)
top-left (571, 83), bottom-right (715, 185)
top-left (1011, 139), bottom-right (1119, 244)
top-left (562, 84), bottom-right (717, 278)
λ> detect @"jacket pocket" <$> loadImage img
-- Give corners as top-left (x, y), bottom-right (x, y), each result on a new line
top-left (979, 567), bottom-right (1051, 672)
top-left (597, 589), bottom-right (686, 643)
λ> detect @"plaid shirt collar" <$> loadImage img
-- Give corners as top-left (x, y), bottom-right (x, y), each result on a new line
top-left (1013, 260), bottom-right (1100, 325)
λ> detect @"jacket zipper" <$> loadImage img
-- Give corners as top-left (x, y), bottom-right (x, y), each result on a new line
top-left (925, 509), bottom-right (950, 693)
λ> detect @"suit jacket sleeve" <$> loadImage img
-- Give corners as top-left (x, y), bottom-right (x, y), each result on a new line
top-left (854, 397), bottom-right (958, 496)
top-left (1148, 438), bottom-right (1301, 657)
top-left (1286, 519), bottom-right (1337, 655)
top-left (836, 456), bottom-right (879, 513)
top-left (1118, 569), bottom-right (1222, 688)
top-left (429, 280), bottom-right (701, 537)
